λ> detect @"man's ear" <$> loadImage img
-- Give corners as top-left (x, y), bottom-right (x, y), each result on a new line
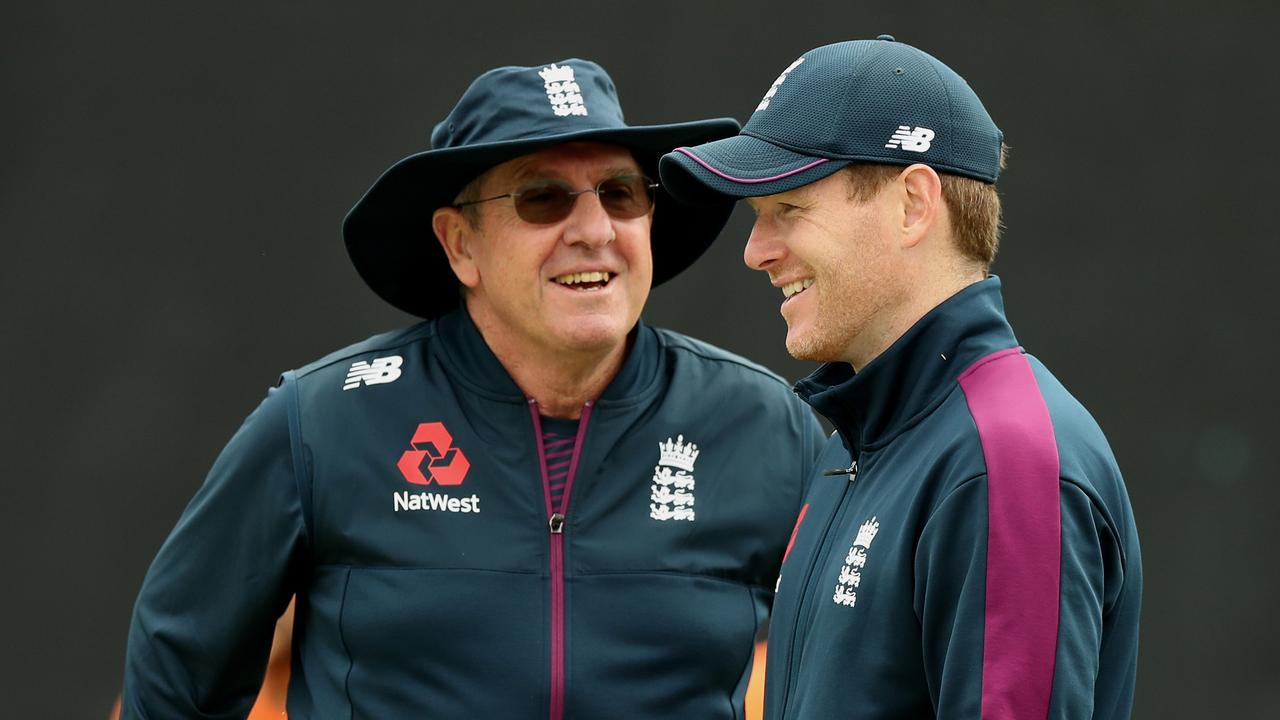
top-left (431, 207), bottom-right (480, 288)
top-left (897, 164), bottom-right (942, 249)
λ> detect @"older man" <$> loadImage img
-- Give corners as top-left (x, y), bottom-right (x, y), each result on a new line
top-left (661, 37), bottom-right (1142, 720)
top-left (122, 59), bottom-right (823, 719)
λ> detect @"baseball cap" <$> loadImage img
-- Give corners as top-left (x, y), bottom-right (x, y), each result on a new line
top-left (344, 59), bottom-right (740, 320)
top-left (659, 36), bottom-right (1003, 203)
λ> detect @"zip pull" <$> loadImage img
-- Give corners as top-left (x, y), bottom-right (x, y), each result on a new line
top-left (549, 512), bottom-right (566, 534)
top-left (821, 460), bottom-right (858, 482)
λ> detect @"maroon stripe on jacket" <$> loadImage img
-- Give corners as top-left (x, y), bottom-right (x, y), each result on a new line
top-left (958, 347), bottom-right (1062, 720)
top-left (528, 401), bottom-right (592, 720)
top-left (542, 428), bottom-right (578, 511)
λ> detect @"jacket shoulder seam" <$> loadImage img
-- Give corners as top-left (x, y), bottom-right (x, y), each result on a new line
top-left (654, 330), bottom-right (790, 389)
top-left (280, 371), bottom-right (315, 554)
top-left (292, 323), bottom-right (438, 380)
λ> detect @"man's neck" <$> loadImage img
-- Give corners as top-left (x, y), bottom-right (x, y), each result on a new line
top-left (846, 268), bottom-right (985, 371)
top-left (467, 302), bottom-right (629, 420)
top-left (507, 344), bottom-right (627, 419)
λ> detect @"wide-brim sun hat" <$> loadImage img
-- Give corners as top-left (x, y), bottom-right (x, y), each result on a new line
top-left (659, 36), bottom-right (1002, 205)
top-left (343, 58), bottom-right (740, 320)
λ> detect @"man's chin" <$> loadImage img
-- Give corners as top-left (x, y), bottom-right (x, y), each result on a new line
top-left (550, 318), bottom-right (633, 355)
top-left (785, 327), bottom-right (842, 363)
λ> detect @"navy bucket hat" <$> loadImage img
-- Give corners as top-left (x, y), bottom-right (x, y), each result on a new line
top-left (659, 36), bottom-right (1002, 203)
top-left (344, 58), bottom-right (740, 319)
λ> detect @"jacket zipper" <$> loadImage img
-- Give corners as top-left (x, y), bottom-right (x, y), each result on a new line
top-left (776, 458), bottom-right (858, 717)
top-left (529, 399), bottom-right (594, 720)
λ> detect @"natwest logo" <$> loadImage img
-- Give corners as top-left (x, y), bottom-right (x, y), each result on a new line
top-left (393, 422), bottom-right (479, 515)
top-left (396, 421), bottom-right (471, 486)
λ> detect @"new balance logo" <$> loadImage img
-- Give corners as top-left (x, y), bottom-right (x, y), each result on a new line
top-left (884, 126), bottom-right (935, 152)
top-left (343, 355), bottom-right (403, 390)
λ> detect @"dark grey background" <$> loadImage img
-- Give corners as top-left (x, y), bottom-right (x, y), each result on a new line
top-left (3, 1), bottom-right (1276, 717)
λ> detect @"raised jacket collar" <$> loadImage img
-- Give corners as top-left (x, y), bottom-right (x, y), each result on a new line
top-left (794, 276), bottom-right (1019, 456)
top-left (433, 305), bottom-right (660, 404)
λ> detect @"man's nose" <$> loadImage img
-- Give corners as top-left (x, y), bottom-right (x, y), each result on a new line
top-left (744, 220), bottom-right (782, 271)
top-left (562, 191), bottom-right (616, 248)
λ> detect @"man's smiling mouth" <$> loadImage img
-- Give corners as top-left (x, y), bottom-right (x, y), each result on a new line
top-left (781, 278), bottom-right (814, 299)
top-left (553, 271), bottom-right (613, 290)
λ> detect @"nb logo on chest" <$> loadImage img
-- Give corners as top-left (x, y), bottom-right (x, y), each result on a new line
top-left (343, 355), bottom-right (403, 390)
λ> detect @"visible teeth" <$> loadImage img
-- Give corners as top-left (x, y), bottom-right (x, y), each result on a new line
top-left (555, 271), bottom-right (611, 285)
top-left (781, 278), bottom-right (814, 298)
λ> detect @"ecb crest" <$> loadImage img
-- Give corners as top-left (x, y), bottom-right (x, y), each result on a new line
top-left (649, 435), bottom-right (699, 522)
top-left (833, 517), bottom-right (880, 608)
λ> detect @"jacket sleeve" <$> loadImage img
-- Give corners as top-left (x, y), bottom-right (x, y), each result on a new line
top-left (121, 374), bottom-right (308, 719)
top-left (913, 475), bottom-right (1118, 719)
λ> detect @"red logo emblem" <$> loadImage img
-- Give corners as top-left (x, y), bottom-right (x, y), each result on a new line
top-left (397, 422), bottom-right (471, 486)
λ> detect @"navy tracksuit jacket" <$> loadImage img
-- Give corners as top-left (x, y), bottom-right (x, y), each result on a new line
top-left (122, 308), bottom-right (824, 719)
top-left (767, 278), bottom-right (1142, 719)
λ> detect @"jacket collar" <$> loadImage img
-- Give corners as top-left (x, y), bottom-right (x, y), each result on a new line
top-left (433, 305), bottom-right (659, 404)
top-left (794, 276), bottom-right (1019, 456)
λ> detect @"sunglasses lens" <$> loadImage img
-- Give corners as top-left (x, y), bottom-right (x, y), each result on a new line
top-left (513, 184), bottom-right (575, 224)
top-left (510, 176), bottom-right (655, 224)
top-left (597, 176), bottom-right (653, 219)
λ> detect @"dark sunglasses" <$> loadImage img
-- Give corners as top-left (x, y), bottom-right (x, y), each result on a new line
top-left (453, 175), bottom-right (658, 224)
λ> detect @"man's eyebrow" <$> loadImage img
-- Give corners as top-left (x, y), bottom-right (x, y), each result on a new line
top-left (781, 184), bottom-right (815, 203)
top-left (602, 165), bottom-right (644, 177)
top-left (509, 164), bottom-right (643, 184)
top-left (504, 159), bottom-right (544, 183)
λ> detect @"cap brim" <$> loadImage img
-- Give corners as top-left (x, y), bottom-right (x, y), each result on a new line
top-left (659, 133), bottom-right (849, 205)
top-left (343, 118), bottom-right (740, 320)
